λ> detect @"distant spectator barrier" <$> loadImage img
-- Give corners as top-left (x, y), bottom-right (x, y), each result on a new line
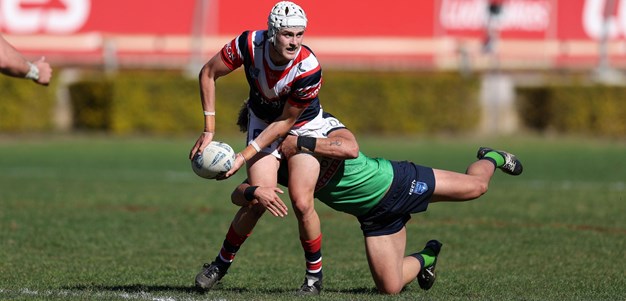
top-left (2, 0), bottom-right (626, 71)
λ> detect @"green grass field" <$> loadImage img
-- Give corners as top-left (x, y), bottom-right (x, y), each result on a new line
top-left (1, 135), bottom-right (624, 301)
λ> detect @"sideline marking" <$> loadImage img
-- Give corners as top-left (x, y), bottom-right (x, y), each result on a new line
top-left (0, 288), bottom-right (227, 301)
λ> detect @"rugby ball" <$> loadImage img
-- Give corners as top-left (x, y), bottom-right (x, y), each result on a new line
top-left (191, 141), bottom-right (236, 179)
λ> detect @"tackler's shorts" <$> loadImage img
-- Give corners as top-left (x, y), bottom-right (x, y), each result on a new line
top-left (357, 161), bottom-right (436, 237)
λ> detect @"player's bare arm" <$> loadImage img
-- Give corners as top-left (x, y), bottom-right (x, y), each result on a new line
top-left (189, 54), bottom-right (233, 159)
top-left (0, 35), bottom-right (52, 85)
top-left (253, 101), bottom-right (304, 150)
top-left (280, 128), bottom-right (359, 160)
top-left (224, 101), bottom-right (305, 178)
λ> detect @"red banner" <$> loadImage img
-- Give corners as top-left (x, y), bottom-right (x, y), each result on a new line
top-left (215, 0), bottom-right (435, 37)
top-left (2, 0), bottom-right (625, 68)
top-left (4, 0), bottom-right (623, 39)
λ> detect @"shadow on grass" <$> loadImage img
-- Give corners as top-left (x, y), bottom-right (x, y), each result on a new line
top-left (325, 287), bottom-right (379, 295)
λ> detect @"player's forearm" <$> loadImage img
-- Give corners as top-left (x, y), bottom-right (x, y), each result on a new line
top-left (0, 37), bottom-right (31, 78)
top-left (199, 65), bottom-right (217, 133)
top-left (307, 135), bottom-right (358, 159)
top-left (285, 128), bottom-right (359, 160)
top-left (239, 119), bottom-right (291, 161)
top-left (198, 54), bottom-right (232, 133)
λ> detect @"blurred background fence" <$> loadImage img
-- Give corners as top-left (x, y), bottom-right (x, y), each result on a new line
top-left (1, 0), bottom-right (626, 137)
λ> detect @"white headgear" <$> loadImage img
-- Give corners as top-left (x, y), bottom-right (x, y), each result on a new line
top-left (267, 1), bottom-right (308, 42)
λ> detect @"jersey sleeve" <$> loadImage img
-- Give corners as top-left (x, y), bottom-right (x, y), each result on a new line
top-left (219, 32), bottom-right (248, 70)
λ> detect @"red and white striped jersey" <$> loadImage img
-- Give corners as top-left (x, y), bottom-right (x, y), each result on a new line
top-left (220, 30), bottom-right (322, 124)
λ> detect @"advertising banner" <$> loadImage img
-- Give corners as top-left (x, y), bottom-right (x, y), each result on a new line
top-left (1, 0), bottom-right (624, 69)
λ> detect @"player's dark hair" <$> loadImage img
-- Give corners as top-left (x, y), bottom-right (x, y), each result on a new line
top-left (237, 101), bottom-right (249, 132)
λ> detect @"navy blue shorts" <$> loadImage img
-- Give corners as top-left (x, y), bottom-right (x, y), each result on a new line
top-left (357, 161), bottom-right (435, 237)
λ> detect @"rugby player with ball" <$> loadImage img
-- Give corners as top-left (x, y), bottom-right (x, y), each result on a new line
top-left (197, 112), bottom-right (523, 295)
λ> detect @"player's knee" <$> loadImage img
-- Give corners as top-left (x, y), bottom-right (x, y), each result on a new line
top-left (291, 198), bottom-right (314, 215)
top-left (289, 192), bottom-right (314, 214)
top-left (473, 180), bottom-right (489, 198)
top-left (464, 178), bottom-right (489, 200)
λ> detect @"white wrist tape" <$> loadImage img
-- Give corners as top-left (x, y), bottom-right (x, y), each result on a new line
top-left (25, 62), bottom-right (39, 80)
top-left (250, 140), bottom-right (261, 152)
top-left (203, 111), bottom-right (215, 116)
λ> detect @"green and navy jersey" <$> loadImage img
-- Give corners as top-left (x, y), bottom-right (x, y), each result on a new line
top-left (314, 153), bottom-right (393, 216)
top-left (278, 152), bottom-right (393, 217)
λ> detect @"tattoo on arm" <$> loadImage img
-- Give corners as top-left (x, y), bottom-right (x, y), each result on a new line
top-left (329, 140), bottom-right (342, 147)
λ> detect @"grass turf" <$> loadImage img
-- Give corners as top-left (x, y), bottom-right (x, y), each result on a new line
top-left (0, 135), bottom-right (624, 300)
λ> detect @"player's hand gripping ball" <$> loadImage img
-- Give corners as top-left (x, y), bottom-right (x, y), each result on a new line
top-left (191, 141), bottom-right (236, 179)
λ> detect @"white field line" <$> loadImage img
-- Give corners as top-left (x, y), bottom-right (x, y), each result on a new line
top-left (0, 288), bottom-right (228, 301)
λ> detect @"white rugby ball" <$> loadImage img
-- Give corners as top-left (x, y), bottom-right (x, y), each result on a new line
top-left (191, 141), bottom-right (236, 179)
